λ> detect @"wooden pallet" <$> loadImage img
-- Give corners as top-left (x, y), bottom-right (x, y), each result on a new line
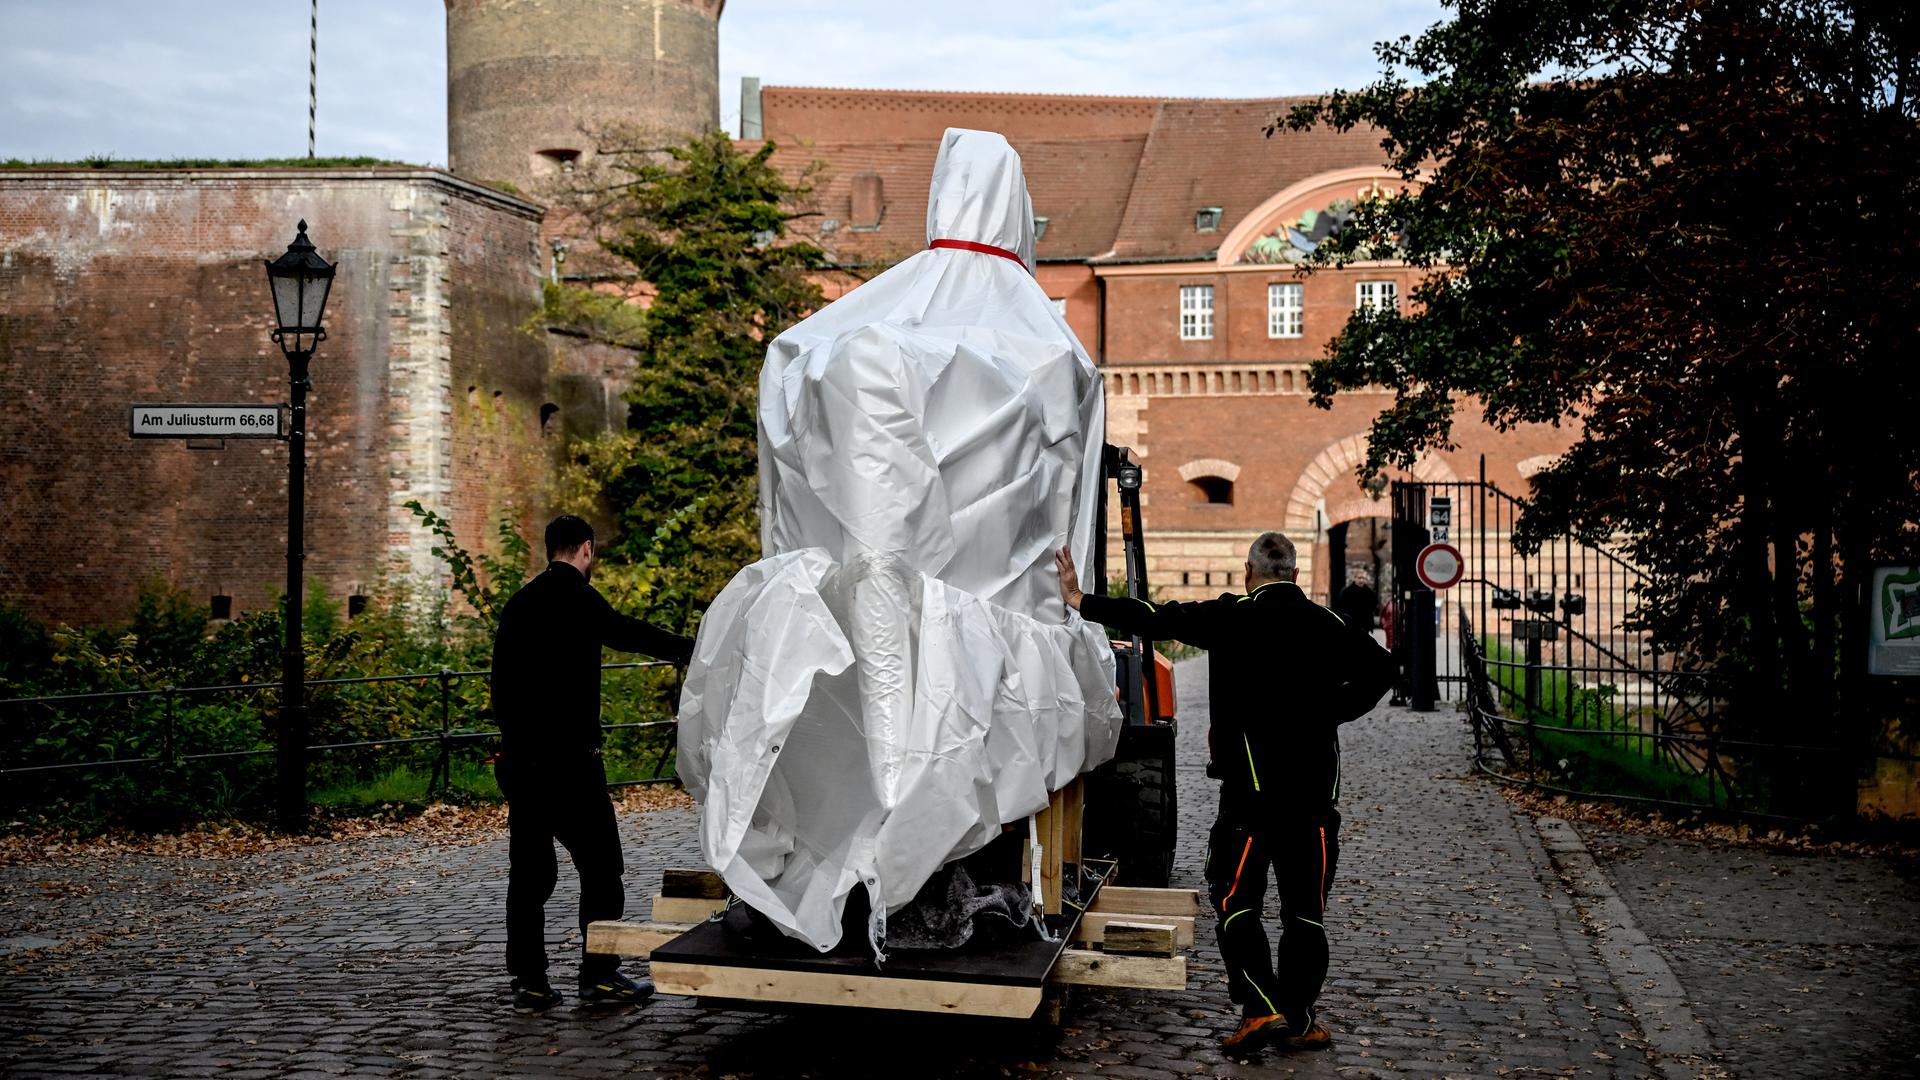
top-left (586, 851), bottom-right (1198, 1019)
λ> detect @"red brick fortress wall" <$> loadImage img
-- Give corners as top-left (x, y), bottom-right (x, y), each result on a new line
top-left (0, 170), bottom-right (546, 628)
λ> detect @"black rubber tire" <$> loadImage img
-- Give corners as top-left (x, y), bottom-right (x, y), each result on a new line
top-left (1084, 722), bottom-right (1178, 888)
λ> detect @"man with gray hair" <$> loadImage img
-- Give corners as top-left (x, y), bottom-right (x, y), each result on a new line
top-left (1057, 531), bottom-right (1394, 1055)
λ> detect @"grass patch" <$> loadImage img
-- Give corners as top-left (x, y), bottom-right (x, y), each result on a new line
top-left (311, 759), bottom-right (500, 812)
top-left (1481, 637), bottom-right (1719, 807)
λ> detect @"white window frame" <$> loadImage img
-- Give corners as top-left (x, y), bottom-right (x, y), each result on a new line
top-left (1179, 285), bottom-right (1214, 341)
top-left (1268, 282), bottom-right (1303, 338)
top-left (1356, 279), bottom-right (1399, 312)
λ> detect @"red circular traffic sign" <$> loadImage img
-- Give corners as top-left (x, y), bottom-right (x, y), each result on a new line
top-left (1415, 542), bottom-right (1464, 590)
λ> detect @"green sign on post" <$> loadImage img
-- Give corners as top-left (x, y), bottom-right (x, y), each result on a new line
top-left (1869, 566), bottom-right (1920, 676)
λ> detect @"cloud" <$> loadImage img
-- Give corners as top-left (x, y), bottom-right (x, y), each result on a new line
top-left (716, 0), bottom-right (1449, 133)
top-left (0, 0), bottom-right (442, 163)
top-left (0, 0), bottom-right (1447, 163)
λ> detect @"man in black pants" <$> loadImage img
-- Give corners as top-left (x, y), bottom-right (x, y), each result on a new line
top-left (491, 515), bottom-right (695, 1014)
top-left (1056, 532), bottom-right (1394, 1053)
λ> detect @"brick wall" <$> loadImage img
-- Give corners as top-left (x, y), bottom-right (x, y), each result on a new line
top-left (0, 170), bottom-right (545, 627)
top-left (1098, 263), bottom-right (1423, 365)
top-left (759, 88), bottom-right (1163, 147)
top-left (1035, 263), bottom-right (1100, 356)
top-left (1098, 372), bottom-right (1576, 602)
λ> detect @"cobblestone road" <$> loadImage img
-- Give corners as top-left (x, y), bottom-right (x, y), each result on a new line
top-left (4, 657), bottom-right (1912, 1078)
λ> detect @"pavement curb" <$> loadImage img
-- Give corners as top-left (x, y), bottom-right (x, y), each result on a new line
top-left (1535, 815), bottom-right (1716, 1078)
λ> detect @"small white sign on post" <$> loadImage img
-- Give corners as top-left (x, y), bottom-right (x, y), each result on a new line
top-left (1429, 496), bottom-right (1452, 543)
top-left (129, 403), bottom-right (285, 440)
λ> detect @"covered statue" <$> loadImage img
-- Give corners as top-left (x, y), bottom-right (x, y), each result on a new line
top-left (676, 128), bottom-right (1122, 955)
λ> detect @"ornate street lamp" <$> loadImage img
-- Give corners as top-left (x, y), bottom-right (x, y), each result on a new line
top-left (264, 219), bottom-right (334, 832)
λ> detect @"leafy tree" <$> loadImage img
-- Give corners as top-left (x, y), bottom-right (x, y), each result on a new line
top-left (538, 129), bottom-right (828, 625)
top-left (403, 500), bottom-right (531, 634)
top-left (1286, 0), bottom-right (1920, 811)
top-left (126, 578), bottom-right (209, 673)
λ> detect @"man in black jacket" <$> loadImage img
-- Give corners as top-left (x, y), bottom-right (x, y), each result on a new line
top-left (1057, 532), bottom-right (1394, 1054)
top-left (491, 515), bottom-right (695, 1014)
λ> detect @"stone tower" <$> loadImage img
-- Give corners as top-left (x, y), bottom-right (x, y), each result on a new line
top-left (444, 0), bottom-right (724, 191)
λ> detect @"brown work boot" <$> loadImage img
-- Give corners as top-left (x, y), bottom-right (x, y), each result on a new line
top-left (1279, 1022), bottom-right (1334, 1051)
top-left (1221, 1012), bottom-right (1287, 1052)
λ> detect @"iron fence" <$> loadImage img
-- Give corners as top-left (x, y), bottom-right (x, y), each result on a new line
top-left (1454, 614), bottom-right (1861, 821)
top-left (1391, 464), bottom-right (1864, 820)
top-left (0, 661), bottom-right (682, 801)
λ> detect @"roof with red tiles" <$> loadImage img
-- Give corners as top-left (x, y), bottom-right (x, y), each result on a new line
top-left (761, 86), bottom-right (1166, 146)
top-left (1109, 97), bottom-right (1388, 261)
top-left (757, 88), bottom-right (1389, 266)
top-left (767, 134), bottom-right (1148, 265)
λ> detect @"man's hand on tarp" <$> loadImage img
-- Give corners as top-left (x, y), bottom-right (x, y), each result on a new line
top-left (1055, 547), bottom-right (1085, 612)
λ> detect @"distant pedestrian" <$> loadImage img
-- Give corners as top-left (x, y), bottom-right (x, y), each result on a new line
top-left (1057, 532), bottom-right (1395, 1054)
top-left (489, 515), bottom-right (694, 1014)
top-left (1333, 572), bottom-right (1379, 636)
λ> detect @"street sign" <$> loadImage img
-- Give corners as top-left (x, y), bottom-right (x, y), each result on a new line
top-left (1429, 496), bottom-right (1452, 542)
top-left (130, 403), bottom-right (285, 439)
top-left (1415, 542), bottom-right (1464, 590)
top-left (1869, 566), bottom-right (1920, 676)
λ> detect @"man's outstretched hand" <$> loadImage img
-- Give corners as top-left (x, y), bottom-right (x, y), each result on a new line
top-left (1055, 546), bottom-right (1085, 612)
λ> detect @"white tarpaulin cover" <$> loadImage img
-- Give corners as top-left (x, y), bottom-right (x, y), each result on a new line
top-left (676, 128), bottom-right (1122, 955)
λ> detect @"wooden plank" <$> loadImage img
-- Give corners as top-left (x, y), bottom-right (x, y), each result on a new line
top-left (661, 868), bottom-right (726, 899)
top-left (1038, 786), bottom-right (1065, 916)
top-left (1060, 776), bottom-right (1084, 867)
top-left (650, 960), bottom-right (1045, 1018)
top-left (1088, 886), bottom-right (1203, 917)
top-left (1048, 949), bottom-right (1187, 991)
top-left (1098, 921), bottom-right (1177, 957)
top-left (1071, 912), bottom-right (1195, 948)
top-left (651, 895), bottom-right (726, 923)
top-left (585, 920), bottom-right (693, 958)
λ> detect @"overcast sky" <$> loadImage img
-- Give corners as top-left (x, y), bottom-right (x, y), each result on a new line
top-left (1, 0), bottom-right (1449, 165)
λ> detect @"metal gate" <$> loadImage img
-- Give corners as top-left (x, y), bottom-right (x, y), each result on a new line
top-left (1387, 461), bottom-right (1753, 814)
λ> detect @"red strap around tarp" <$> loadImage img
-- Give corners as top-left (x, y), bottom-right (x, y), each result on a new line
top-left (928, 238), bottom-right (1029, 271)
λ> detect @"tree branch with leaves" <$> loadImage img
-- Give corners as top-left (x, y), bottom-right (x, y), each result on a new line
top-left (1286, 0), bottom-right (1920, 813)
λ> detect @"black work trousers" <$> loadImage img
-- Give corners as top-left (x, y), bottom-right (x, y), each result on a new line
top-left (500, 753), bottom-right (624, 985)
top-left (1204, 813), bottom-right (1340, 1030)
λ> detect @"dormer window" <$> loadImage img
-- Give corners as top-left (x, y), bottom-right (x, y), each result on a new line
top-left (1195, 206), bottom-right (1223, 233)
top-left (851, 172), bottom-right (885, 230)
top-left (1033, 215), bottom-right (1050, 241)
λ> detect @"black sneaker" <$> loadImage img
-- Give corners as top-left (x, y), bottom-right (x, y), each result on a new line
top-left (511, 979), bottom-right (563, 1014)
top-left (578, 971), bottom-right (654, 1008)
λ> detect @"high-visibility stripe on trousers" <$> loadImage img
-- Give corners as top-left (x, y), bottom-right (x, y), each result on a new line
top-left (1203, 815), bottom-right (1341, 1028)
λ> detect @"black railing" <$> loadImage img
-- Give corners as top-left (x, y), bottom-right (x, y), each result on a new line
top-left (1456, 613), bottom-right (1859, 821)
top-left (0, 661), bottom-right (681, 797)
top-left (1393, 465), bottom-right (1881, 821)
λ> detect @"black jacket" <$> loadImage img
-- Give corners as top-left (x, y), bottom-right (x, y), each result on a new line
top-left (1333, 581), bottom-right (1379, 632)
top-left (1080, 580), bottom-right (1395, 823)
top-left (490, 562), bottom-right (695, 763)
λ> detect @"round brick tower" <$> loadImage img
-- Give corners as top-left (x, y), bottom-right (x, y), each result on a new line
top-left (444, 0), bottom-right (723, 190)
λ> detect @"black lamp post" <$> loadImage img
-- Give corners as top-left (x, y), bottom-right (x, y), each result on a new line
top-left (264, 220), bottom-right (334, 832)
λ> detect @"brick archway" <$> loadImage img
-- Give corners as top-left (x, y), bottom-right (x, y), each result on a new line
top-left (1177, 458), bottom-right (1241, 482)
top-left (1284, 434), bottom-right (1458, 531)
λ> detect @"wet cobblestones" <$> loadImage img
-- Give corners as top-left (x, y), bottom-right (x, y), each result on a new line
top-left (4, 657), bottom-right (1911, 1077)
